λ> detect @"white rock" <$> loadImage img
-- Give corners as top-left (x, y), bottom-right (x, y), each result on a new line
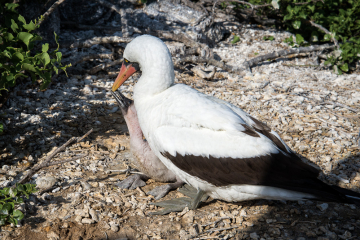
top-left (2, 165), bottom-right (10, 170)
top-left (110, 222), bottom-right (119, 232)
top-left (89, 209), bottom-right (99, 222)
top-left (36, 176), bottom-right (57, 189)
top-left (82, 218), bottom-right (95, 224)
top-left (240, 209), bottom-right (247, 216)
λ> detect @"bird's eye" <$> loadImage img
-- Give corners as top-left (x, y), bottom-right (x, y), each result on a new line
top-left (124, 59), bottom-right (129, 63)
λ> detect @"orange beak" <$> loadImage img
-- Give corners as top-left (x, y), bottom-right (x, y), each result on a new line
top-left (112, 62), bottom-right (137, 92)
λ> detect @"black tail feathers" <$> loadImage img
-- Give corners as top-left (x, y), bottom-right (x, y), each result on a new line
top-left (331, 185), bottom-right (360, 205)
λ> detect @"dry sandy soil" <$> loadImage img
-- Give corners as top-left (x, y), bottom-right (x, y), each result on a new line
top-left (0, 3), bottom-right (360, 239)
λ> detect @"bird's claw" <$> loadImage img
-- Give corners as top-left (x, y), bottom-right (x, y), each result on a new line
top-left (148, 184), bottom-right (208, 215)
top-left (115, 174), bottom-right (146, 190)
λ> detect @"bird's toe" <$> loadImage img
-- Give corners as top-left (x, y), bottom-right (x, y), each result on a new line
top-left (115, 174), bottom-right (145, 189)
top-left (147, 185), bottom-right (172, 200)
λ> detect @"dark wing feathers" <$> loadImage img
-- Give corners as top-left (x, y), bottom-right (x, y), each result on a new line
top-left (162, 151), bottom-right (353, 203)
top-left (246, 115), bottom-right (289, 153)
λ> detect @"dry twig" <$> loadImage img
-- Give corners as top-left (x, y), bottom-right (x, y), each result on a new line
top-left (90, 0), bottom-right (121, 15)
top-left (60, 36), bottom-right (133, 48)
top-left (308, 21), bottom-right (339, 49)
top-left (73, 53), bottom-right (113, 66)
top-left (174, 55), bottom-right (244, 76)
top-left (37, 0), bottom-right (66, 26)
top-left (243, 43), bottom-right (336, 69)
top-left (88, 59), bottom-right (122, 74)
top-left (61, 21), bottom-right (122, 32)
top-left (17, 129), bottom-right (93, 185)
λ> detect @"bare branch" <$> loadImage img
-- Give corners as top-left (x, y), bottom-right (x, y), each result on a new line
top-left (319, 101), bottom-right (358, 113)
top-left (120, 8), bottom-right (130, 37)
top-left (243, 43), bottom-right (336, 69)
top-left (60, 36), bottom-right (133, 48)
top-left (90, 0), bottom-right (121, 15)
top-left (37, 0), bottom-right (66, 26)
top-left (43, 155), bottom-right (85, 168)
top-left (61, 21), bottom-right (122, 32)
top-left (72, 53), bottom-right (113, 66)
top-left (174, 56), bottom-right (245, 76)
top-left (214, 0), bottom-right (272, 11)
top-left (176, 44), bottom-right (336, 77)
top-left (17, 129), bottom-right (93, 184)
top-left (76, 128), bottom-right (93, 142)
top-left (308, 21), bottom-right (339, 49)
top-left (88, 59), bottom-right (122, 74)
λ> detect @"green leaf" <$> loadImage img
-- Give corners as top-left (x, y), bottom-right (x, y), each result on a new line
top-left (53, 66), bottom-right (59, 74)
top-left (56, 52), bottom-right (62, 62)
top-left (11, 19), bottom-right (19, 32)
top-left (0, 123), bottom-right (3, 133)
top-left (18, 15), bottom-right (26, 24)
top-left (42, 43), bottom-right (49, 53)
top-left (263, 36), bottom-right (274, 41)
top-left (13, 52), bottom-right (24, 61)
top-left (5, 33), bottom-right (14, 41)
top-left (6, 3), bottom-right (19, 11)
top-left (284, 14), bottom-right (292, 21)
top-left (295, 34), bottom-right (304, 45)
top-left (18, 32), bottom-right (33, 46)
top-left (54, 32), bottom-right (60, 51)
top-left (0, 203), bottom-right (12, 215)
top-left (12, 210), bottom-right (24, 220)
top-left (2, 50), bottom-right (12, 59)
top-left (231, 35), bottom-right (240, 44)
top-left (23, 21), bottom-right (37, 31)
top-left (40, 52), bottom-right (50, 66)
top-left (9, 188), bottom-right (17, 198)
top-left (308, 5), bottom-right (315, 12)
top-left (16, 185), bottom-right (25, 192)
top-left (0, 37), bottom-right (2, 44)
top-left (32, 35), bottom-right (42, 42)
top-left (324, 34), bottom-right (331, 41)
top-left (6, 74), bottom-right (14, 81)
top-left (292, 20), bottom-right (301, 29)
top-left (299, 12), bottom-right (307, 19)
top-left (340, 63), bottom-right (348, 72)
top-left (22, 63), bottom-right (36, 72)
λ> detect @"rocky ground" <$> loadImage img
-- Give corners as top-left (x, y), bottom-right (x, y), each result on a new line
top-left (1, 1), bottom-right (360, 239)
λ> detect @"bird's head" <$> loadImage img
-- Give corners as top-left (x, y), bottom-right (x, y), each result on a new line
top-left (112, 35), bottom-right (174, 92)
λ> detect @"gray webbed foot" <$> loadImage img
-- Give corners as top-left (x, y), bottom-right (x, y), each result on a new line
top-left (149, 184), bottom-right (208, 215)
top-left (148, 185), bottom-right (173, 200)
top-left (115, 174), bottom-right (148, 190)
top-left (147, 180), bottom-right (184, 200)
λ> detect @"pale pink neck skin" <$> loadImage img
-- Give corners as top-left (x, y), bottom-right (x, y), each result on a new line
top-left (121, 103), bottom-right (178, 183)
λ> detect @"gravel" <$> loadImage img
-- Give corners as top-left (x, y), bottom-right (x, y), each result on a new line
top-left (0, 2), bottom-right (359, 239)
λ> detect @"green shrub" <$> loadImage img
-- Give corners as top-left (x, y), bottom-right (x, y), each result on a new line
top-left (0, 3), bottom-right (70, 93)
top-left (230, 0), bottom-right (360, 74)
top-left (0, 184), bottom-right (37, 226)
top-left (0, 2), bottom-right (70, 132)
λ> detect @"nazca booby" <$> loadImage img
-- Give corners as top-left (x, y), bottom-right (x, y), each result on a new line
top-left (111, 90), bottom-right (184, 199)
top-left (111, 35), bottom-right (360, 208)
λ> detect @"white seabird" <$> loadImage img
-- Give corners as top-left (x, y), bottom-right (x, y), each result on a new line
top-left (111, 35), bottom-right (360, 207)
